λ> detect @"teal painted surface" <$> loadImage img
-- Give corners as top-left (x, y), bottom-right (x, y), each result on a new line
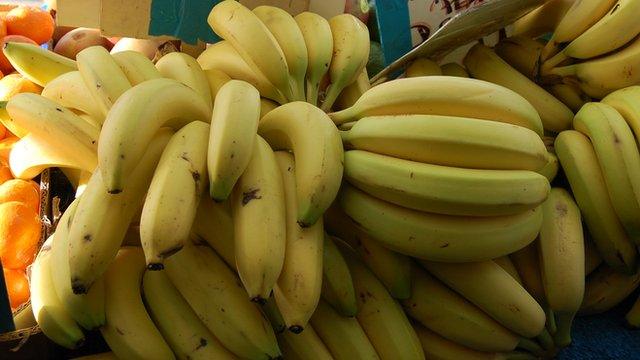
top-left (374, 0), bottom-right (412, 66)
top-left (149, 0), bottom-right (220, 44)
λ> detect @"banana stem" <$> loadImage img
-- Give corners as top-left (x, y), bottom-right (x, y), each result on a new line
top-left (545, 306), bottom-right (557, 335)
top-left (625, 294), bottom-right (640, 328)
top-left (541, 51), bottom-right (570, 75)
top-left (536, 328), bottom-right (556, 351)
top-left (541, 39), bottom-right (560, 63)
top-left (553, 312), bottom-right (575, 348)
top-left (548, 64), bottom-right (578, 78)
top-left (321, 83), bottom-right (342, 112)
top-left (306, 80), bottom-right (319, 106)
top-left (517, 338), bottom-right (546, 357)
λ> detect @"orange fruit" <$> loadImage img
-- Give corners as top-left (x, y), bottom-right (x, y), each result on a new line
top-left (0, 135), bottom-right (18, 165)
top-left (0, 165), bottom-right (11, 184)
top-left (0, 179), bottom-right (39, 213)
top-left (0, 18), bottom-right (6, 42)
top-left (0, 201), bottom-right (41, 269)
top-left (3, 268), bottom-right (29, 309)
top-left (5, 6), bottom-right (54, 45)
top-left (0, 122), bottom-right (5, 141)
top-left (0, 35), bottom-right (37, 74)
top-left (0, 73), bottom-right (41, 101)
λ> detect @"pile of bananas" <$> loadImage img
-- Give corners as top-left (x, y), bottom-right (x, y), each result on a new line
top-left (3, 0), bottom-right (640, 359)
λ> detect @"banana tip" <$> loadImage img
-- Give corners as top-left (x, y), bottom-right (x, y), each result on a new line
top-left (147, 263), bottom-right (164, 271)
top-left (288, 325), bottom-right (304, 334)
top-left (71, 283), bottom-right (88, 295)
top-left (108, 188), bottom-right (123, 194)
top-left (251, 296), bottom-right (267, 305)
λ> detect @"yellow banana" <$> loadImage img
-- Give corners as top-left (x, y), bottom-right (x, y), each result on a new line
top-left (547, 83), bottom-right (590, 113)
top-left (190, 195), bottom-right (235, 270)
top-left (405, 58), bottom-right (442, 77)
top-left (494, 36), bottom-right (543, 80)
top-left (510, 241), bottom-right (546, 304)
top-left (204, 69), bottom-right (231, 102)
top-left (155, 52), bottom-right (212, 107)
top-left (579, 264), bottom-right (640, 315)
top-left (584, 235), bottom-right (603, 276)
top-left (440, 62), bottom-right (469, 77)
top-left (263, 296), bottom-right (287, 334)
top-left (294, 12), bottom-right (333, 106)
top-left (537, 152), bottom-right (559, 183)
top-left (321, 235), bottom-right (356, 317)
top-left (602, 86), bottom-right (640, 143)
top-left (111, 50), bottom-right (162, 86)
top-left (334, 68), bottom-right (370, 111)
top-left (278, 325), bottom-right (333, 360)
top-left (4, 42), bottom-right (76, 86)
top-left (260, 98), bottom-right (278, 119)
top-left (9, 134), bottom-right (89, 180)
top-left (41, 70), bottom-right (104, 122)
top-left (494, 256), bottom-right (524, 285)
top-left (510, 0), bottom-right (575, 39)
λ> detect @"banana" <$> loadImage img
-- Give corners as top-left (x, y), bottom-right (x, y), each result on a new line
top-left (208, 0), bottom-right (294, 101)
top-left (464, 43), bottom-right (573, 133)
top-left (579, 264), bottom-right (640, 315)
top-left (232, 135), bottom-right (286, 303)
top-left (342, 114), bottom-right (548, 170)
top-left (208, 80), bottom-right (260, 200)
top-left (197, 41), bottom-right (288, 104)
top-left (510, 0), bottom-right (575, 39)
top-left (4, 42), bottom-right (77, 86)
top-left (164, 244), bottom-right (280, 359)
top-left (41, 71), bottom-right (104, 122)
top-left (9, 134), bottom-right (90, 180)
top-left (321, 235), bottom-right (357, 317)
top-left (100, 247), bottom-right (174, 360)
top-left (510, 241), bottom-right (546, 304)
top-left (627, 295), bottom-right (640, 328)
top-left (72, 353), bottom-right (117, 360)
top-left (294, 12), bottom-right (333, 106)
top-left (494, 256), bottom-right (524, 285)
top-left (155, 52), bottom-right (213, 107)
top-left (334, 68), bottom-right (370, 111)
top-left (204, 69), bottom-right (231, 102)
top-left (260, 98), bottom-right (278, 119)
top-left (602, 86), bottom-right (640, 142)
top-left (421, 260), bottom-right (546, 338)
top-left (539, 188), bottom-right (585, 347)
top-left (405, 58), bottom-right (442, 77)
top-left (574, 102), bottom-right (640, 242)
top-left (68, 129), bottom-right (173, 294)
top-left (324, 203), bottom-right (412, 299)
top-left (321, 14), bottom-right (370, 111)
top-left (310, 299), bottom-right (380, 360)
top-left (547, 83), bottom-right (590, 113)
top-left (554, 130), bottom-right (637, 272)
top-left (340, 243), bottom-right (425, 360)
top-left (190, 195), bottom-right (235, 270)
top-left (440, 62), bottom-right (469, 77)
top-left (273, 151), bottom-right (323, 331)
top-left (142, 270), bottom-right (236, 359)
top-left (263, 296), bottom-right (287, 334)
top-left (494, 36), bottom-right (543, 80)
top-left (541, 0), bottom-right (616, 60)
top-left (344, 150), bottom-right (549, 216)
top-left (329, 77), bottom-right (544, 136)
top-left (339, 184), bottom-right (542, 262)
top-left (584, 235), bottom-right (603, 276)
top-left (98, 78), bottom-right (211, 193)
top-left (141, 121), bottom-right (209, 269)
top-left (50, 200), bottom-right (105, 330)
top-left (6, 93), bottom-right (100, 172)
top-left (537, 152), bottom-right (559, 183)
top-left (544, 35), bottom-right (640, 99)
top-left (76, 46), bottom-right (131, 118)
top-left (111, 50), bottom-right (162, 86)
top-left (30, 236), bottom-right (85, 349)
top-left (278, 325), bottom-right (333, 360)
top-left (402, 266), bottom-right (519, 352)
top-left (253, 6), bottom-right (307, 101)
top-left (259, 101), bottom-right (344, 227)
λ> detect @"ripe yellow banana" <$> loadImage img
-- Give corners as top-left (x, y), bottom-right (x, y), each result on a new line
top-left (579, 264), bottom-right (640, 315)
top-left (321, 14), bottom-right (370, 111)
top-left (208, 0), bottom-right (294, 101)
top-left (344, 150), bottom-right (549, 216)
top-left (204, 69), bottom-right (231, 101)
top-left (342, 114), bottom-right (548, 170)
top-left (321, 235), bottom-right (356, 317)
top-left (278, 325), bottom-right (333, 360)
top-left (584, 235), bottom-right (603, 276)
top-left (405, 58), bottom-right (442, 77)
top-left (602, 86), bottom-right (640, 142)
top-left (9, 134), bottom-right (90, 180)
top-left (324, 203), bottom-right (412, 299)
top-left (339, 184), bottom-right (542, 262)
top-left (510, 0), bottom-right (575, 39)
top-left (253, 6), bottom-right (307, 101)
top-left (155, 52), bottom-right (212, 107)
top-left (402, 266), bottom-right (519, 352)
top-left (494, 36), bottom-right (543, 80)
top-left (140, 121), bottom-right (210, 269)
top-left (294, 12), bottom-right (333, 106)
top-left (41, 71), bottom-right (104, 122)
top-left (165, 244), bottom-right (281, 359)
top-left (50, 200), bottom-right (105, 330)
top-left (440, 62), bottom-right (469, 77)
top-left (30, 236), bottom-right (85, 349)
top-left (547, 83), bottom-right (590, 113)
top-left (329, 77), bottom-right (544, 136)
top-left (68, 129), bottom-right (173, 294)
top-left (272, 151), bottom-right (323, 331)
top-left (6, 93), bottom-right (99, 172)
top-left (190, 195), bottom-right (235, 270)
top-left (260, 98), bottom-right (278, 119)
top-left (555, 130), bottom-right (637, 273)
top-left (263, 296), bottom-right (286, 334)
top-left (541, 0), bottom-right (616, 60)
top-left (98, 78), bottom-right (211, 193)
top-left (464, 43), bottom-right (573, 133)
top-left (574, 102), bottom-right (640, 242)
top-left (100, 247), bottom-right (174, 359)
top-left (340, 243), bottom-right (425, 360)
top-left (494, 256), bottom-right (524, 285)
top-left (545, 36), bottom-right (640, 99)
top-left (537, 152), bottom-right (559, 183)
top-left (4, 42), bottom-right (76, 86)
top-left (510, 241), bottom-right (546, 305)
top-left (232, 135), bottom-right (286, 303)
top-left (208, 80), bottom-right (260, 200)
top-left (76, 46), bottom-right (131, 118)
top-left (142, 270), bottom-right (236, 359)
top-left (259, 101), bottom-right (344, 227)
top-left (539, 188), bottom-right (585, 347)
top-left (111, 50), bottom-right (162, 86)
top-left (334, 68), bottom-right (370, 111)
top-left (310, 299), bottom-right (380, 360)
top-left (197, 41), bottom-right (287, 104)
